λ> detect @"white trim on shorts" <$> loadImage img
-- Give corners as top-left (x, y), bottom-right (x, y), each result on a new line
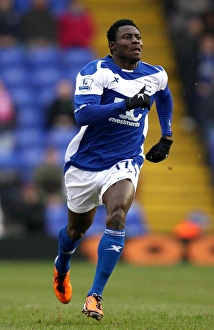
top-left (64, 159), bottom-right (141, 213)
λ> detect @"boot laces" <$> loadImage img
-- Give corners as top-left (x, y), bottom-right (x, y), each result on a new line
top-left (55, 273), bottom-right (67, 293)
top-left (92, 293), bottom-right (103, 310)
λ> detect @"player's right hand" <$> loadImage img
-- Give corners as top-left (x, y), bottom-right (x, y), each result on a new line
top-left (124, 86), bottom-right (150, 111)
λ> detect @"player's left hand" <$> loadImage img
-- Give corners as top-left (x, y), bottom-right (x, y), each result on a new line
top-left (145, 137), bottom-right (173, 163)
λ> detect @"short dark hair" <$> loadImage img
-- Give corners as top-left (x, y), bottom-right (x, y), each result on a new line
top-left (107, 19), bottom-right (140, 42)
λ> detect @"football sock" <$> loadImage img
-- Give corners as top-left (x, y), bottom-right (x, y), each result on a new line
top-left (87, 228), bottom-right (125, 297)
top-left (55, 225), bottom-right (81, 274)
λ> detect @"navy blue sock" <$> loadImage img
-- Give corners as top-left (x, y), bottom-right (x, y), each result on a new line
top-left (87, 228), bottom-right (125, 297)
top-left (55, 225), bottom-right (81, 274)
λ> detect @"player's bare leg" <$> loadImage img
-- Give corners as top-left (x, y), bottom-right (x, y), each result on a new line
top-left (82, 179), bottom-right (135, 320)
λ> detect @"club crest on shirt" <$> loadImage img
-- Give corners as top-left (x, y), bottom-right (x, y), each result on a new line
top-left (79, 78), bottom-right (93, 91)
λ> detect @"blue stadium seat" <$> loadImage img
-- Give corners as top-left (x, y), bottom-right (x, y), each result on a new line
top-left (16, 105), bottom-right (46, 128)
top-left (36, 86), bottom-right (55, 108)
top-left (0, 149), bottom-right (21, 170)
top-left (61, 69), bottom-right (78, 84)
top-left (9, 86), bottom-right (36, 108)
top-left (27, 46), bottom-right (61, 69)
top-left (46, 127), bottom-right (76, 149)
top-left (0, 67), bottom-right (29, 88)
top-left (44, 202), bottom-right (67, 237)
top-left (13, 0), bottom-right (32, 12)
top-left (61, 47), bottom-right (95, 82)
top-left (0, 44), bottom-right (98, 180)
top-left (62, 47), bottom-right (95, 69)
top-left (0, 131), bottom-right (20, 170)
top-left (49, 0), bottom-right (70, 15)
top-left (17, 146), bottom-right (46, 181)
top-left (46, 127), bottom-right (78, 164)
top-left (17, 146), bottom-right (45, 167)
top-left (31, 67), bottom-right (62, 89)
top-left (0, 46), bottom-right (27, 69)
top-left (14, 128), bottom-right (47, 179)
top-left (15, 127), bottom-right (47, 149)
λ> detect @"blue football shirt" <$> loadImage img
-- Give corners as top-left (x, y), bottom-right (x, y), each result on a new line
top-left (64, 55), bottom-right (173, 172)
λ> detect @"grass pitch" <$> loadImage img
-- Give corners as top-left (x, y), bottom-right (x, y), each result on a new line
top-left (0, 260), bottom-right (213, 330)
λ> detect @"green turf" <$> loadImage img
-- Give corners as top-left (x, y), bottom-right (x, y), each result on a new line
top-left (0, 260), bottom-right (213, 330)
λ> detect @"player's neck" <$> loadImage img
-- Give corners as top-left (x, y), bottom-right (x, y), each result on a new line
top-left (112, 57), bottom-right (139, 70)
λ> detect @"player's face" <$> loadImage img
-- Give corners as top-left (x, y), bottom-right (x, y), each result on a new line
top-left (110, 25), bottom-right (143, 69)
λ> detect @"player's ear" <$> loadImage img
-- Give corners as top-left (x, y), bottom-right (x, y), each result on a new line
top-left (109, 41), bottom-right (116, 52)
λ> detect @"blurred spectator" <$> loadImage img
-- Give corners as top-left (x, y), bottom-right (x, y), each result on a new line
top-left (0, 170), bottom-right (22, 236)
top-left (202, 8), bottom-right (214, 33)
top-left (45, 79), bottom-right (78, 162)
top-left (163, 0), bottom-right (213, 36)
top-left (57, 0), bottom-right (96, 49)
top-left (175, 15), bottom-right (204, 124)
top-left (173, 210), bottom-right (210, 261)
top-left (19, 0), bottom-right (57, 46)
top-left (15, 182), bottom-right (45, 234)
top-left (34, 147), bottom-right (67, 238)
top-left (163, 0), bottom-right (214, 126)
top-left (0, 172), bottom-right (45, 236)
top-left (196, 32), bottom-right (214, 96)
top-left (0, 80), bottom-right (16, 159)
top-left (196, 32), bottom-right (214, 127)
top-left (46, 79), bottom-right (76, 128)
top-left (44, 193), bottom-right (67, 238)
top-left (0, 79), bottom-right (16, 131)
top-left (163, 1), bottom-right (214, 184)
top-left (173, 210), bottom-right (210, 243)
top-left (0, 0), bottom-right (21, 47)
top-left (195, 32), bottom-right (214, 173)
top-left (34, 146), bottom-right (64, 199)
top-left (0, 197), bottom-right (6, 237)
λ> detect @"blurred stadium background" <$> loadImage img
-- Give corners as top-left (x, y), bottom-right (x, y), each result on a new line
top-left (0, 0), bottom-right (213, 264)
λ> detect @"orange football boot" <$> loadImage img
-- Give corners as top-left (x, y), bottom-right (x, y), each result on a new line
top-left (53, 266), bottom-right (72, 304)
top-left (82, 294), bottom-right (104, 321)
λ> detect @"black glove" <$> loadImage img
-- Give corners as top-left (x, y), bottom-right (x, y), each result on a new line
top-left (124, 86), bottom-right (150, 111)
top-left (145, 137), bottom-right (173, 163)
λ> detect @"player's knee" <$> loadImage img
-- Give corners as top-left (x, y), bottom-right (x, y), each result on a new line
top-left (67, 226), bottom-right (86, 241)
top-left (106, 208), bottom-right (126, 230)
